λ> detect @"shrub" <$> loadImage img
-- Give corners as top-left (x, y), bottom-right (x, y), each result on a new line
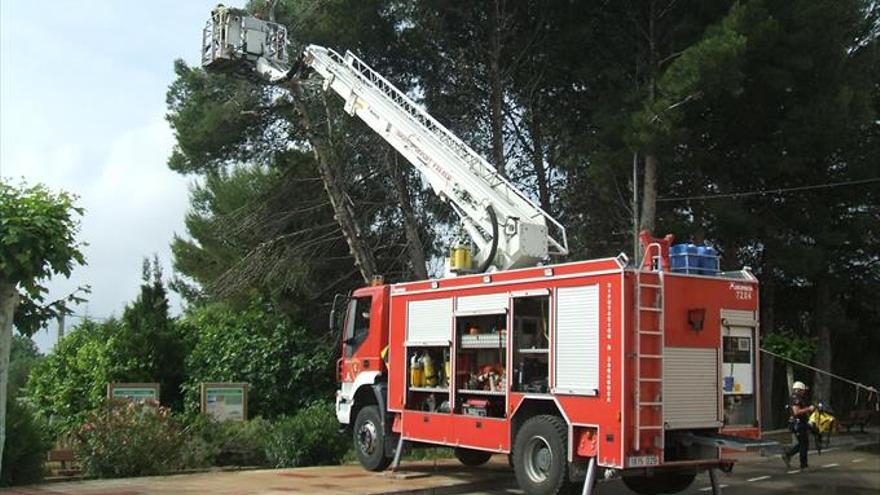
top-left (182, 416), bottom-right (270, 468)
top-left (264, 401), bottom-right (350, 467)
top-left (2, 336), bottom-right (50, 486)
top-left (73, 399), bottom-right (185, 478)
top-left (180, 300), bottom-right (335, 419)
top-left (1, 399), bottom-right (52, 486)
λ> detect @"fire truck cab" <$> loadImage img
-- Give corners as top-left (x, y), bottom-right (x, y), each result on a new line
top-left (334, 238), bottom-right (768, 495)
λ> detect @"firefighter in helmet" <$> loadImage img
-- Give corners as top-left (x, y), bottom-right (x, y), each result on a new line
top-left (783, 380), bottom-right (814, 470)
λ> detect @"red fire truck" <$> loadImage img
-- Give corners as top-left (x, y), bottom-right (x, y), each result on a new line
top-left (202, 10), bottom-right (770, 495)
top-left (333, 240), bottom-right (764, 495)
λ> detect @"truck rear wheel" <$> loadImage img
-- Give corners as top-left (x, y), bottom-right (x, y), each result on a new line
top-left (454, 448), bottom-right (492, 466)
top-left (353, 405), bottom-right (392, 471)
top-left (513, 415), bottom-right (575, 495)
top-left (622, 472), bottom-right (696, 495)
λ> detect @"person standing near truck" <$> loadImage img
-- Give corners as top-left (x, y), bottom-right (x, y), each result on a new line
top-left (783, 381), bottom-right (814, 470)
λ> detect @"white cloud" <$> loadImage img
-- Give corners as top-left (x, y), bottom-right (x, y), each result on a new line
top-left (5, 118), bottom-right (189, 353)
top-left (1, 0), bottom-right (221, 353)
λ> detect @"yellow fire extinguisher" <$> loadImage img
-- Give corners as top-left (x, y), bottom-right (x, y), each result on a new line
top-left (410, 353), bottom-right (424, 387)
top-left (422, 353), bottom-right (438, 387)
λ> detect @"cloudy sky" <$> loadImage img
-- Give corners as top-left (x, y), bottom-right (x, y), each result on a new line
top-left (1, 0), bottom-right (221, 352)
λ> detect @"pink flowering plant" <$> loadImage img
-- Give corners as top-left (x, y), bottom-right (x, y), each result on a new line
top-left (73, 399), bottom-right (185, 478)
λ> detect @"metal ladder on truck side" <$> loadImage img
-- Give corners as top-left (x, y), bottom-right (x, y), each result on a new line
top-left (634, 242), bottom-right (665, 455)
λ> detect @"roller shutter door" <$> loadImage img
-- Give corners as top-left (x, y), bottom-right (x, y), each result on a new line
top-left (663, 347), bottom-right (720, 429)
top-left (406, 298), bottom-right (452, 345)
top-left (554, 285), bottom-right (599, 395)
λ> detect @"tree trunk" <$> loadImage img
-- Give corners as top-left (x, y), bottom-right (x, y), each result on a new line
top-left (759, 263), bottom-right (777, 427)
top-left (488, 0), bottom-right (507, 178)
top-left (290, 84), bottom-right (378, 284)
top-left (639, 1), bottom-right (660, 235)
top-left (639, 153), bottom-right (659, 233)
top-left (786, 364), bottom-right (794, 393)
top-left (813, 280), bottom-right (833, 402)
top-left (527, 110), bottom-right (552, 214)
top-left (0, 280), bottom-right (21, 475)
top-left (386, 150), bottom-right (428, 280)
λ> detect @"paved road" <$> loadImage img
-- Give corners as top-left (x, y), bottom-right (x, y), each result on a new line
top-left (471, 440), bottom-right (880, 495)
top-left (4, 435), bottom-right (876, 495)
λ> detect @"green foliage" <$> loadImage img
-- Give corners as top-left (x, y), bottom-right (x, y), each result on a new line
top-left (180, 299), bottom-right (334, 419)
top-left (763, 331), bottom-right (817, 364)
top-left (26, 319), bottom-right (128, 435)
top-left (1, 399), bottom-right (51, 486)
top-left (73, 399), bottom-right (184, 478)
top-left (181, 415), bottom-right (270, 467)
top-left (117, 257), bottom-right (190, 410)
top-left (263, 401), bottom-right (349, 468)
top-left (26, 260), bottom-right (189, 433)
top-left (2, 336), bottom-right (49, 486)
top-left (0, 181), bottom-right (87, 334)
top-left (8, 335), bottom-right (40, 396)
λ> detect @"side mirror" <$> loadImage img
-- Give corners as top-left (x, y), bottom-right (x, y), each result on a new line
top-left (329, 293), bottom-right (349, 336)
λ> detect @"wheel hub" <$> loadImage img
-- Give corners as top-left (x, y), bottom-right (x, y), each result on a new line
top-left (524, 436), bottom-right (553, 483)
top-left (358, 420), bottom-right (378, 456)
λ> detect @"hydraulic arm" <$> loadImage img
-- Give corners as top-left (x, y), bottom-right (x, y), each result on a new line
top-left (202, 8), bottom-right (568, 272)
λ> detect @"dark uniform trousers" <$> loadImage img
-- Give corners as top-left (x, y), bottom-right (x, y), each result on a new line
top-left (786, 393), bottom-right (810, 468)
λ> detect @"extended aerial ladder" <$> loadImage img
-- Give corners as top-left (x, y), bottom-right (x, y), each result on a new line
top-left (202, 7), bottom-right (568, 273)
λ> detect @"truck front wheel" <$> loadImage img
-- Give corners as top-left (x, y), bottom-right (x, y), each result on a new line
top-left (513, 415), bottom-right (575, 495)
top-left (622, 472), bottom-right (696, 495)
top-left (353, 405), bottom-right (392, 471)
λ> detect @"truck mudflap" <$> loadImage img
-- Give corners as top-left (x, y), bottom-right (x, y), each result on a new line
top-left (672, 431), bottom-right (778, 451)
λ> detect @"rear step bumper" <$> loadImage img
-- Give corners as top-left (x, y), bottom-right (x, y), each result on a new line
top-left (673, 431), bottom-right (778, 451)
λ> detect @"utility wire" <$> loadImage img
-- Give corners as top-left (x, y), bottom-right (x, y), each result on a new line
top-left (760, 347), bottom-right (879, 396)
top-left (657, 177), bottom-right (880, 203)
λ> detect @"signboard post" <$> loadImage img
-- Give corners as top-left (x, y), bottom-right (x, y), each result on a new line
top-left (200, 382), bottom-right (248, 421)
top-left (107, 383), bottom-right (160, 403)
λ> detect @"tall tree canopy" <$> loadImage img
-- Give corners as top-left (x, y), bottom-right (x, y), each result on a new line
top-left (166, 0), bottom-right (879, 424)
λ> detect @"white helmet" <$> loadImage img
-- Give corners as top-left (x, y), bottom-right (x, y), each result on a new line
top-left (792, 381), bottom-right (807, 391)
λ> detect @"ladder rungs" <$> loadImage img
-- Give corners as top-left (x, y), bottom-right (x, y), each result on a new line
top-left (639, 378), bottom-right (662, 382)
top-left (639, 307), bottom-right (662, 312)
top-left (638, 425), bottom-right (663, 430)
top-left (640, 283), bottom-right (662, 289)
top-left (639, 354), bottom-right (663, 359)
top-left (639, 330), bottom-right (663, 335)
top-left (639, 402), bottom-right (662, 406)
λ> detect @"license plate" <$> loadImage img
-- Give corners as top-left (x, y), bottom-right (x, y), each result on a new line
top-left (627, 455), bottom-right (659, 467)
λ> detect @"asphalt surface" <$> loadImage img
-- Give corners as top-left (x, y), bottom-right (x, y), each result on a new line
top-left (470, 437), bottom-right (880, 495)
top-left (4, 433), bottom-right (876, 494)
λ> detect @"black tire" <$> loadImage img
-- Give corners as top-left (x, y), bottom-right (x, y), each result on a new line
top-left (513, 415), bottom-right (575, 495)
top-left (454, 447), bottom-right (493, 466)
top-left (353, 405), bottom-right (392, 472)
top-left (622, 472), bottom-right (696, 495)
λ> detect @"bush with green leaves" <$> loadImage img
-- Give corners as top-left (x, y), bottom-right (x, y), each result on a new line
top-left (1, 336), bottom-right (51, 486)
top-left (26, 261), bottom-right (189, 435)
top-left (73, 399), bottom-right (185, 478)
top-left (181, 415), bottom-right (270, 468)
top-left (264, 401), bottom-right (350, 468)
top-left (180, 300), bottom-right (334, 419)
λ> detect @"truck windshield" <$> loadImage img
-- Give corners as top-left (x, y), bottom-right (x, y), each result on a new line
top-left (344, 296), bottom-right (372, 358)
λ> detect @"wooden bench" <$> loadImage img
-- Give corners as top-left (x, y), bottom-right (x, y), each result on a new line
top-left (839, 409), bottom-right (878, 433)
top-left (47, 449), bottom-right (80, 476)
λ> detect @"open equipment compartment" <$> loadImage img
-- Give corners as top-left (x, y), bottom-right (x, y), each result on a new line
top-left (511, 293), bottom-right (550, 394)
top-left (454, 312), bottom-right (507, 418)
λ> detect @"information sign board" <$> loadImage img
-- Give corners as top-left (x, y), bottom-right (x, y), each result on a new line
top-left (200, 382), bottom-right (248, 421)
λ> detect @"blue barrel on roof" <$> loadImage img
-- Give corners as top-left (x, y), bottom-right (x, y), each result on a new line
top-left (670, 242), bottom-right (719, 275)
top-left (670, 243), bottom-right (699, 274)
top-left (702, 246), bottom-right (720, 275)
